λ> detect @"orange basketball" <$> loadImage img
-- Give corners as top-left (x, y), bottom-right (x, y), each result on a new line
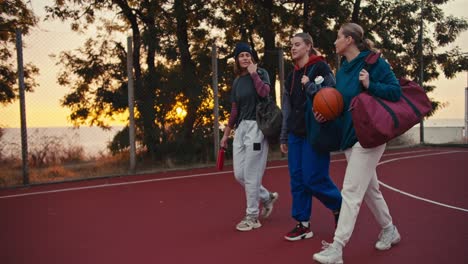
top-left (312, 87), bottom-right (344, 120)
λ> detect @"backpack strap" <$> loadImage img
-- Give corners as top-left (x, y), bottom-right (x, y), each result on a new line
top-left (364, 52), bottom-right (381, 70)
top-left (360, 52), bottom-right (381, 91)
top-left (306, 64), bottom-right (317, 80)
top-left (288, 64), bottom-right (317, 95)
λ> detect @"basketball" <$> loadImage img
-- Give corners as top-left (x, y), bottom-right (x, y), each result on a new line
top-left (312, 87), bottom-right (344, 120)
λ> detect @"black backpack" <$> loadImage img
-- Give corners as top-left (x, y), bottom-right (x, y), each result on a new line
top-left (256, 95), bottom-right (282, 143)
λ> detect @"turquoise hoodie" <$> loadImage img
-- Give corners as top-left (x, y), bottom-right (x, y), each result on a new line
top-left (336, 50), bottom-right (401, 150)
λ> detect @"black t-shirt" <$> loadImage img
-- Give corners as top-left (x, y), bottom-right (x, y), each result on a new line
top-left (231, 68), bottom-right (271, 126)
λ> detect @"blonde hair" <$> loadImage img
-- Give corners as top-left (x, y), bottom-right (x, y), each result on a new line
top-left (340, 23), bottom-right (377, 52)
top-left (293, 32), bottom-right (320, 55)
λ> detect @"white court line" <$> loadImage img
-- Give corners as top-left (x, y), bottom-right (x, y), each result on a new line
top-left (0, 170), bottom-right (234, 199)
top-left (0, 148), bottom-right (455, 200)
top-left (377, 150), bottom-right (468, 213)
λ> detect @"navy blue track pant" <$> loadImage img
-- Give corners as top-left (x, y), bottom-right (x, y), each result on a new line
top-left (287, 133), bottom-right (342, 222)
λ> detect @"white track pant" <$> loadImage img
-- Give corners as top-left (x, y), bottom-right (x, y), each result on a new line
top-left (334, 142), bottom-right (393, 247)
top-left (232, 120), bottom-right (270, 217)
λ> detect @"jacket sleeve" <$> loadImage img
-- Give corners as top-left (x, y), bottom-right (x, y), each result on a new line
top-left (304, 62), bottom-right (336, 97)
top-left (227, 102), bottom-right (238, 129)
top-left (228, 78), bottom-right (239, 129)
top-left (367, 58), bottom-right (401, 102)
top-left (250, 68), bottom-right (271, 98)
top-left (280, 75), bottom-right (291, 144)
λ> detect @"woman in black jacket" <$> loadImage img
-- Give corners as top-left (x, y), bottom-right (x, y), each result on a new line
top-left (280, 33), bottom-right (342, 241)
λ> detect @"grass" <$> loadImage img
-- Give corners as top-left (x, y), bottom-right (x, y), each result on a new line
top-left (1, 131), bottom-right (466, 189)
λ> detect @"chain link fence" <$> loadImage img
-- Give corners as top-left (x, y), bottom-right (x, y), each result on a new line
top-left (0, 28), bottom-right (128, 187)
top-left (0, 29), bottom-right (466, 189)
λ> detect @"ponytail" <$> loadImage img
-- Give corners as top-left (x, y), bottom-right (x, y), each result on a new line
top-left (341, 23), bottom-right (378, 52)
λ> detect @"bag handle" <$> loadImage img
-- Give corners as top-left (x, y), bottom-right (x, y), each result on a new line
top-left (360, 52), bottom-right (381, 91)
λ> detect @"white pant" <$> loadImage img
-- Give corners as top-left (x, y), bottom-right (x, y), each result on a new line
top-left (334, 142), bottom-right (393, 246)
top-left (232, 120), bottom-right (270, 217)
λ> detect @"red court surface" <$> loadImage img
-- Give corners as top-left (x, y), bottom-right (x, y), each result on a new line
top-left (1, 146), bottom-right (467, 264)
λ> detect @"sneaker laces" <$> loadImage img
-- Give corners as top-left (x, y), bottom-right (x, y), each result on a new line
top-left (292, 223), bottom-right (305, 232)
top-left (319, 240), bottom-right (341, 256)
top-left (263, 192), bottom-right (276, 207)
top-left (242, 216), bottom-right (257, 224)
top-left (321, 240), bottom-right (332, 250)
top-left (286, 223), bottom-right (304, 236)
top-left (378, 226), bottom-right (394, 243)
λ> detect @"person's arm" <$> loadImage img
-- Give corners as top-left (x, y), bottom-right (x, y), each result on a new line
top-left (250, 69), bottom-right (271, 98)
top-left (366, 59), bottom-right (401, 102)
top-left (220, 125), bottom-right (232, 149)
top-left (247, 64), bottom-right (270, 97)
top-left (304, 62), bottom-right (336, 97)
top-left (226, 102), bottom-right (238, 129)
top-left (221, 102), bottom-right (238, 148)
top-left (280, 77), bottom-right (291, 145)
top-left (221, 79), bottom-right (240, 149)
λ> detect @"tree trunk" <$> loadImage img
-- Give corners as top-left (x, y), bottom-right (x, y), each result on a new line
top-left (352, 0), bottom-right (361, 23)
top-left (256, 0), bottom-right (278, 102)
top-left (142, 1), bottom-right (160, 159)
top-left (174, 0), bottom-right (203, 142)
top-left (303, 0), bottom-right (311, 33)
top-left (116, 0), bottom-right (157, 159)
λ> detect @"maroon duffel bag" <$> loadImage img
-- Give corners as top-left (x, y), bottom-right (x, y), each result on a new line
top-left (350, 77), bottom-right (432, 148)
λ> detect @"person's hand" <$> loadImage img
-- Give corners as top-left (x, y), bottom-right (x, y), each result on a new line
top-left (247, 63), bottom-right (257, 74)
top-left (314, 110), bottom-right (327, 123)
top-left (301, 75), bottom-right (310, 85)
top-left (359, 69), bottom-right (370, 89)
top-left (280, 143), bottom-right (288, 154)
top-left (220, 135), bottom-right (228, 149)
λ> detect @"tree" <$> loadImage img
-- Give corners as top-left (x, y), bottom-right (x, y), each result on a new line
top-left (295, 0), bottom-right (467, 113)
top-left (347, 0), bottom-right (468, 113)
top-left (46, 0), bottom-right (163, 158)
top-left (46, 0), bottom-right (219, 161)
top-left (44, 0), bottom-right (467, 163)
top-left (0, 0), bottom-right (39, 105)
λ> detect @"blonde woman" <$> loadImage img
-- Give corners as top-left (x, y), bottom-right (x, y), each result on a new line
top-left (280, 33), bottom-right (342, 241)
top-left (313, 23), bottom-right (401, 264)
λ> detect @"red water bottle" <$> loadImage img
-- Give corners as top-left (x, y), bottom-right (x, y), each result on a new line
top-left (216, 147), bottom-right (226, 171)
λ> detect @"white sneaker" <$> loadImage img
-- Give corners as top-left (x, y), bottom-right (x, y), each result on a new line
top-left (236, 216), bottom-right (261, 231)
top-left (375, 225), bottom-right (401, 250)
top-left (313, 241), bottom-right (343, 264)
top-left (261, 192), bottom-right (279, 218)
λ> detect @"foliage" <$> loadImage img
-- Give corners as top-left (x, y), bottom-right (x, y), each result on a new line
top-left (43, 0), bottom-right (467, 163)
top-left (0, 0), bottom-right (39, 105)
top-left (0, 129), bottom-right (85, 167)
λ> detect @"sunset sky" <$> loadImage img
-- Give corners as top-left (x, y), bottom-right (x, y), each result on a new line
top-left (1, 0), bottom-right (467, 128)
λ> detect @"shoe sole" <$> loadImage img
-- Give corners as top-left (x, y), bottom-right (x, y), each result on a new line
top-left (236, 223), bottom-right (262, 232)
top-left (375, 235), bottom-right (401, 250)
top-left (312, 255), bottom-right (343, 264)
top-left (284, 231), bottom-right (313, 241)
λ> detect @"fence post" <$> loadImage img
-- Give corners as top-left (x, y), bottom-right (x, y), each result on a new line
top-left (212, 43), bottom-right (219, 158)
top-left (465, 84), bottom-right (467, 144)
top-left (418, 0), bottom-right (425, 144)
top-left (127, 36), bottom-right (136, 173)
top-left (16, 29), bottom-right (29, 185)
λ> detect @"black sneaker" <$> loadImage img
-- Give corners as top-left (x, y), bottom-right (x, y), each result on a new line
top-left (284, 222), bottom-right (313, 241)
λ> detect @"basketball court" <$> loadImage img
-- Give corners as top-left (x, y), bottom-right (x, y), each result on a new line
top-left (0, 146), bottom-right (467, 264)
